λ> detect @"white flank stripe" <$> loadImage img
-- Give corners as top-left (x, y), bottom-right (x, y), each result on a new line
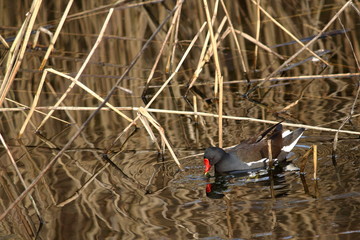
top-left (247, 157), bottom-right (279, 166)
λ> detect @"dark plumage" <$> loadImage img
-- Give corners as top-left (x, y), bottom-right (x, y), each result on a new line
top-left (203, 123), bottom-right (305, 175)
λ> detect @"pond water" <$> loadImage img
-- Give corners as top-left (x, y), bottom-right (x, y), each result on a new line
top-left (1, 0), bottom-right (360, 239)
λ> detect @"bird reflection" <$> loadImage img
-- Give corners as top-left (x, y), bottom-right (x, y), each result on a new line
top-left (205, 165), bottom-right (291, 199)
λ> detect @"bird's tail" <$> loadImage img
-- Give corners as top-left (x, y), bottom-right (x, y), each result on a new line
top-left (277, 127), bottom-right (305, 161)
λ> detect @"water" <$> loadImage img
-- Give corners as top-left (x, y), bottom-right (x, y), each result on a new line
top-left (1, 0), bottom-right (360, 239)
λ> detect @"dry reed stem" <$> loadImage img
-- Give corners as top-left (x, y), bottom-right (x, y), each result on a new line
top-left (0, 134), bottom-right (42, 221)
top-left (267, 139), bottom-right (273, 169)
top-left (171, 3), bottom-right (182, 68)
top-left (132, 21), bottom-right (206, 166)
top-left (338, 18), bottom-right (360, 69)
top-left (43, 79), bottom-right (88, 132)
top-left (298, 147), bottom-right (312, 173)
top-left (62, 0), bottom-right (162, 23)
top-left (205, 15), bottom-right (227, 60)
top-left (5, 98), bottom-right (70, 124)
top-left (186, 16), bottom-right (227, 92)
top-left (8, 106), bottom-right (360, 136)
top-left (233, 29), bottom-right (284, 60)
top-left (253, 0), bottom-right (261, 68)
top-left (34, 8), bottom-right (115, 131)
top-left (203, 0), bottom-right (222, 96)
top-left (250, 0), bottom-right (330, 66)
top-left (193, 95), bottom-right (198, 122)
top-left (105, 2), bottom-right (185, 151)
top-left (202, 0), bottom-right (219, 96)
top-left (210, 0), bottom-right (220, 22)
top-left (166, 0), bottom-right (183, 73)
top-left (39, 0), bottom-right (74, 70)
top-left (145, 22), bottom-right (207, 108)
top-left (203, 0), bottom-right (224, 148)
top-left (32, 26), bottom-right (53, 49)
top-left (111, 19), bottom-right (205, 165)
top-left (299, 174), bottom-right (310, 196)
top-left (138, 113), bottom-right (162, 152)
top-left (233, 73), bottom-right (360, 84)
top-left (138, 107), bottom-right (182, 169)
top-left (220, 0), bottom-right (249, 78)
top-left (46, 68), bottom-right (132, 121)
top-left (332, 15), bottom-right (360, 159)
top-left (5, 21), bottom-right (26, 70)
top-left (163, 72), bottom-right (360, 87)
top-left (19, 66), bottom-right (131, 137)
top-left (218, 73), bottom-right (224, 147)
top-left (218, 74), bottom-right (224, 147)
top-left (279, 99), bottom-right (300, 112)
top-left (0, 34), bottom-right (9, 48)
top-left (0, 4), bottom-right (183, 221)
top-left (143, 0), bottom-right (183, 86)
top-left (350, 1), bottom-right (360, 15)
top-left (18, 68), bottom-right (49, 137)
top-left (313, 145), bottom-right (318, 179)
top-left (253, 1), bottom-right (352, 90)
top-left (0, 7), bottom-right (116, 221)
top-left (332, 85), bottom-right (360, 157)
top-left (0, 0), bottom-right (42, 106)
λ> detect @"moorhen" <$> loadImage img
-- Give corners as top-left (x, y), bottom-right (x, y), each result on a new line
top-left (204, 123), bottom-right (305, 176)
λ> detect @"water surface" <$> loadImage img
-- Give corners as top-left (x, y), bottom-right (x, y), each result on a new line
top-left (1, 0), bottom-right (360, 239)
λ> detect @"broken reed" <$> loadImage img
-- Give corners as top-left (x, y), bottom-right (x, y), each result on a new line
top-left (4, 105), bottom-right (360, 136)
top-left (1, 0), bottom-right (360, 223)
top-left (298, 144), bottom-right (319, 180)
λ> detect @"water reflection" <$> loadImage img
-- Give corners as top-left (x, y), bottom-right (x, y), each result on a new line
top-left (2, 0), bottom-right (360, 239)
top-left (205, 166), bottom-right (292, 200)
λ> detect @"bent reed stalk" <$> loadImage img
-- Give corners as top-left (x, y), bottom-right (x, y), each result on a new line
top-left (1, 0), bottom-right (360, 229)
top-left (4, 106), bottom-right (360, 136)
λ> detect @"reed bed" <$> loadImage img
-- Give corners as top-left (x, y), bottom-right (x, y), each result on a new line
top-left (0, 0), bottom-right (360, 238)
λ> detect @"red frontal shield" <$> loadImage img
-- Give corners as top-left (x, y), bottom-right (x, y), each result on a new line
top-left (204, 158), bottom-right (212, 174)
